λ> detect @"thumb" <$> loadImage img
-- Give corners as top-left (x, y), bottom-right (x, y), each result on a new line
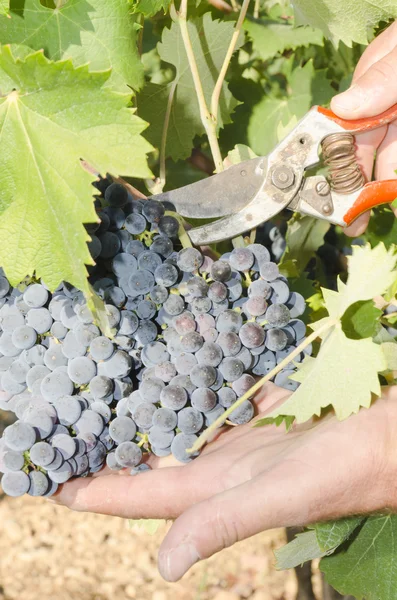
top-left (157, 466), bottom-right (321, 582)
top-left (331, 46), bottom-right (397, 119)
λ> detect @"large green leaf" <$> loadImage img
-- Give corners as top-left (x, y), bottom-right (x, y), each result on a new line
top-left (247, 60), bottom-right (333, 156)
top-left (244, 17), bottom-right (323, 62)
top-left (0, 47), bottom-right (152, 294)
top-left (264, 244), bottom-right (396, 423)
top-left (0, 0), bottom-right (143, 92)
top-left (292, 0), bottom-right (397, 46)
top-left (137, 13), bottom-right (243, 161)
top-left (321, 515), bottom-right (397, 599)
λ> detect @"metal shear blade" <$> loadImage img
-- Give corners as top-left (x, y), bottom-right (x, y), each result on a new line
top-left (152, 158), bottom-right (266, 219)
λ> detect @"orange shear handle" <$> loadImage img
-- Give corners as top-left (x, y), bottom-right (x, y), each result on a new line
top-left (317, 104), bottom-right (397, 132)
top-left (343, 180), bottom-right (397, 226)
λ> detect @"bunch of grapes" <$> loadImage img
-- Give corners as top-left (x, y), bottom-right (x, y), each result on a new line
top-left (0, 180), bottom-right (310, 498)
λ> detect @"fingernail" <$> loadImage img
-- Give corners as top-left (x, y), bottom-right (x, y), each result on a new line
top-left (158, 543), bottom-right (200, 581)
top-left (332, 85), bottom-right (366, 114)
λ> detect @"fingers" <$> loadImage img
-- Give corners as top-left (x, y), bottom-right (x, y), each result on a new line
top-left (375, 120), bottom-right (397, 180)
top-left (331, 44), bottom-right (397, 119)
top-left (53, 465), bottom-right (203, 519)
top-left (351, 21), bottom-right (397, 82)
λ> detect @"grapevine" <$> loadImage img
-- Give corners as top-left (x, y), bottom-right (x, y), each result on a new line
top-left (0, 0), bottom-right (396, 599)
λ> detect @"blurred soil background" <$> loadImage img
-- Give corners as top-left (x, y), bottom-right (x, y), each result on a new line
top-left (0, 493), bottom-right (328, 600)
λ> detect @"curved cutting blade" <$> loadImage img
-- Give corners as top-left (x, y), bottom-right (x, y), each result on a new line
top-left (151, 157), bottom-right (266, 219)
top-left (188, 178), bottom-right (291, 245)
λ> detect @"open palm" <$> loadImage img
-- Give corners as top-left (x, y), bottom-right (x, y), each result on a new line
top-left (54, 383), bottom-right (397, 581)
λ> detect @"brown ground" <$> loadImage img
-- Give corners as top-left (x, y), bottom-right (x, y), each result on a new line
top-left (0, 495), bottom-right (324, 600)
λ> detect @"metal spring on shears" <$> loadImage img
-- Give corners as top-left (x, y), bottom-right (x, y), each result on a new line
top-left (321, 132), bottom-right (365, 194)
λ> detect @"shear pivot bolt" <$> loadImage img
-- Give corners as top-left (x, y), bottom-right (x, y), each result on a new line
top-left (316, 181), bottom-right (331, 196)
top-left (271, 167), bottom-right (295, 190)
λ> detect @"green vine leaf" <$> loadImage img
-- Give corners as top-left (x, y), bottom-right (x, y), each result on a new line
top-left (275, 531), bottom-right (333, 570)
top-left (0, 0), bottom-right (8, 15)
top-left (280, 214), bottom-right (330, 273)
top-left (341, 300), bottom-right (382, 340)
top-left (244, 16), bottom-right (323, 62)
top-left (291, 0), bottom-right (397, 46)
top-left (0, 47), bottom-right (152, 295)
top-left (0, 0), bottom-right (143, 92)
top-left (247, 59), bottom-right (333, 156)
top-left (129, 0), bottom-right (171, 17)
top-left (316, 517), bottom-right (364, 552)
top-left (265, 244), bottom-right (396, 423)
top-left (129, 519), bottom-right (165, 534)
top-left (137, 13), bottom-right (243, 161)
top-left (320, 515), bottom-right (397, 600)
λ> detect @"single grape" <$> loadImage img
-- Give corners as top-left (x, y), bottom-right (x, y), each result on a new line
top-left (190, 364), bottom-right (216, 388)
top-left (228, 400), bottom-right (255, 424)
top-left (3, 450), bottom-right (25, 471)
top-left (131, 402), bottom-right (156, 430)
top-left (68, 356), bottom-right (97, 385)
top-left (1, 471), bottom-right (30, 496)
top-left (150, 285), bottom-right (169, 304)
top-left (229, 247), bottom-right (254, 272)
top-left (152, 407), bottom-right (177, 432)
top-left (158, 215), bottom-right (179, 237)
top-left (90, 336), bottom-right (114, 361)
top-left (115, 441), bottom-right (142, 468)
top-left (4, 422), bottom-right (36, 451)
top-left (265, 303), bottom-right (291, 328)
top-left (89, 375), bottom-right (113, 399)
top-left (216, 310), bottom-right (243, 334)
top-left (239, 322), bottom-right (265, 348)
top-left (191, 387), bottom-right (217, 412)
top-left (259, 262), bottom-right (279, 281)
top-left (28, 471), bottom-right (50, 496)
top-left (148, 426), bottom-right (175, 449)
top-left (211, 261), bottom-right (231, 282)
top-left (109, 416), bottom-right (137, 443)
top-left (98, 231), bottom-right (121, 258)
top-left (139, 377), bottom-right (165, 402)
top-left (265, 328), bottom-right (288, 352)
top-left (248, 279), bottom-right (272, 299)
top-left (160, 385), bottom-right (188, 410)
top-left (163, 295), bottom-right (184, 316)
top-left (154, 361), bottom-right (177, 382)
top-left (171, 433), bottom-right (198, 463)
top-left (29, 441), bottom-right (56, 467)
top-left (180, 331), bottom-right (204, 353)
top-left (177, 248), bottom-right (203, 273)
top-left (11, 326), bottom-right (37, 350)
top-left (151, 236), bottom-right (173, 257)
top-left (219, 357), bottom-right (245, 382)
top-left (177, 407), bottom-right (203, 434)
top-left (74, 410), bottom-right (105, 437)
top-left (217, 332), bottom-right (241, 357)
top-left (104, 182), bottom-right (129, 207)
top-left (53, 395), bottom-right (82, 425)
top-left (217, 386), bottom-right (237, 408)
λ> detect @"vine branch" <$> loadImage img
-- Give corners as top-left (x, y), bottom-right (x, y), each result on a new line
top-left (159, 79), bottom-right (178, 191)
top-left (210, 0), bottom-right (251, 120)
top-left (188, 318), bottom-right (338, 454)
top-left (176, 0), bottom-right (224, 172)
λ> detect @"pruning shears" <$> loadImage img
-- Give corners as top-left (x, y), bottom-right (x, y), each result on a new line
top-left (151, 104), bottom-right (397, 246)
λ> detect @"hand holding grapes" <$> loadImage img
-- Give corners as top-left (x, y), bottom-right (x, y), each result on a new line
top-left (331, 20), bottom-right (397, 235)
top-left (54, 383), bottom-right (397, 582)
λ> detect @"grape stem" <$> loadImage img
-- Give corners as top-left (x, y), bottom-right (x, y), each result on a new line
top-left (188, 317), bottom-right (339, 454)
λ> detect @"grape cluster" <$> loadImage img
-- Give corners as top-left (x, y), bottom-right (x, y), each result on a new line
top-left (0, 180), bottom-right (310, 498)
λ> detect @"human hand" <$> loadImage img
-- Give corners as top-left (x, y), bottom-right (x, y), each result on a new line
top-left (331, 21), bottom-right (397, 236)
top-left (53, 383), bottom-right (397, 582)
